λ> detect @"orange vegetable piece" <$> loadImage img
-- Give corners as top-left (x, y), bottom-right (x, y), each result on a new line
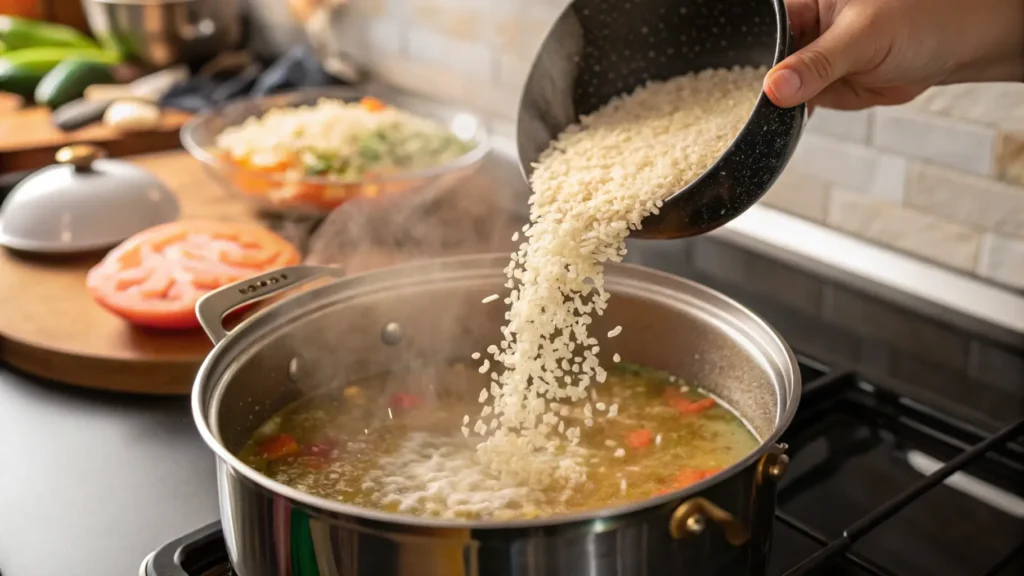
top-left (625, 429), bottom-right (655, 449)
top-left (259, 434), bottom-right (300, 460)
top-left (653, 467), bottom-right (724, 497)
top-left (86, 220), bottom-right (301, 330)
top-left (360, 96), bottom-right (387, 112)
top-left (670, 397), bottom-right (716, 415)
top-left (389, 393), bottom-right (422, 411)
top-left (672, 467), bottom-right (723, 489)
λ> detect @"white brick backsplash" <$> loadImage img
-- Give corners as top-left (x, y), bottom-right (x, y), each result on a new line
top-left (791, 134), bottom-right (906, 203)
top-left (367, 18), bottom-right (405, 54)
top-left (501, 4), bottom-right (561, 55)
top-left (373, 53), bottom-right (519, 118)
top-left (350, 0), bottom-right (390, 17)
top-left (407, 1), bottom-right (492, 42)
top-left (352, 4), bottom-right (1024, 291)
top-left (806, 109), bottom-right (871, 143)
top-left (491, 118), bottom-right (517, 141)
top-left (407, 27), bottom-right (493, 79)
top-left (977, 233), bottom-right (1024, 289)
top-left (911, 83), bottom-right (1024, 130)
top-left (827, 189), bottom-right (981, 272)
top-left (998, 130), bottom-right (1024, 187)
top-left (906, 162), bottom-right (1024, 238)
top-left (760, 168), bottom-right (830, 222)
top-left (873, 105), bottom-right (997, 176)
top-left (498, 53), bottom-right (532, 90)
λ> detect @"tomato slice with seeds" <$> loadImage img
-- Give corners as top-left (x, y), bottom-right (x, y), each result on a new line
top-left (86, 220), bottom-right (301, 330)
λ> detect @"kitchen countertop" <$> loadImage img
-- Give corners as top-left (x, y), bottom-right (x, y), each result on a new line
top-left (2, 145), bottom-right (1022, 576)
top-left (0, 367), bottom-right (218, 576)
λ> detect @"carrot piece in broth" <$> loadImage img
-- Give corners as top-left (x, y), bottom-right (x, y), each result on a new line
top-left (625, 429), bottom-right (655, 449)
top-left (259, 434), bottom-right (300, 460)
top-left (670, 397), bottom-right (716, 415)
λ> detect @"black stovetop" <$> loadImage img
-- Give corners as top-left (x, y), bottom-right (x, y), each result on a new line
top-left (142, 236), bottom-right (1024, 576)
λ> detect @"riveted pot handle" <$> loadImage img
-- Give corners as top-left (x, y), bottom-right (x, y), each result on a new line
top-left (195, 265), bottom-right (345, 345)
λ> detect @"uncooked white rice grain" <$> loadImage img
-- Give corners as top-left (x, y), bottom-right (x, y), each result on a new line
top-left (481, 294), bottom-right (500, 304)
top-left (607, 326), bottom-right (623, 338)
top-left (464, 66), bottom-right (765, 496)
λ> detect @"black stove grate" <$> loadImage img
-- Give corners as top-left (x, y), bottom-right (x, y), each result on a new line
top-left (144, 356), bottom-right (1024, 576)
top-left (773, 361), bottom-right (1024, 576)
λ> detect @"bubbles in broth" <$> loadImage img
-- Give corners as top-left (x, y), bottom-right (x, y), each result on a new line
top-left (239, 363), bottom-right (759, 520)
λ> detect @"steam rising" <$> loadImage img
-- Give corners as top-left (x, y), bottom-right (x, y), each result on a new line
top-left (306, 154), bottom-right (526, 274)
top-left (302, 154), bottom-right (527, 429)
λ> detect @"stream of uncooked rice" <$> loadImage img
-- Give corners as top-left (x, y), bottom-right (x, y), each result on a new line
top-left (379, 66), bottom-right (767, 517)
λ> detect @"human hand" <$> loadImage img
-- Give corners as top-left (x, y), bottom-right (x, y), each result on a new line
top-left (764, 0), bottom-right (1024, 110)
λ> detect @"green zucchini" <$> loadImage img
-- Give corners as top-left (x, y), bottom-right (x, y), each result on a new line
top-left (0, 47), bottom-right (120, 99)
top-left (0, 16), bottom-right (98, 51)
top-left (35, 59), bottom-right (114, 108)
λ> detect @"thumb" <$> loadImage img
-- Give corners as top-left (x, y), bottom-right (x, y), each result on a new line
top-left (764, 16), bottom-right (866, 108)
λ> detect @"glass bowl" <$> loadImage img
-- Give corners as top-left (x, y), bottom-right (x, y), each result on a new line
top-left (180, 86), bottom-right (491, 215)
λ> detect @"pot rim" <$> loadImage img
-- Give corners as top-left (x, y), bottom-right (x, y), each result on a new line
top-left (192, 254), bottom-right (801, 530)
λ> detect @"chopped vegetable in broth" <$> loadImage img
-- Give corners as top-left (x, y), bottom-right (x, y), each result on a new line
top-left (239, 363), bottom-right (759, 520)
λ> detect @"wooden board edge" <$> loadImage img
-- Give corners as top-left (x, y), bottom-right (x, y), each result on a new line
top-left (0, 337), bottom-right (198, 395)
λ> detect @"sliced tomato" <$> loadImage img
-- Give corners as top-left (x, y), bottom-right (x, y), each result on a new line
top-left (86, 220), bottom-right (301, 330)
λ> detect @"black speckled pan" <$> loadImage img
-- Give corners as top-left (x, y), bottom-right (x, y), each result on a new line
top-left (517, 0), bottom-right (807, 239)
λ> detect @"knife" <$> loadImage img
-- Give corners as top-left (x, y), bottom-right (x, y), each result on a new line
top-left (51, 65), bottom-right (191, 131)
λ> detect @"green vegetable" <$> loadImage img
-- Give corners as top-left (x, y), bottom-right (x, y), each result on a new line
top-left (0, 16), bottom-right (98, 51)
top-left (0, 39), bottom-right (7, 55)
top-left (0, 47), bottom-right (120, 98)
top-left (34, 59), bottom-right (114, 108)
top-left (358, 140), bottom-right (382, 162)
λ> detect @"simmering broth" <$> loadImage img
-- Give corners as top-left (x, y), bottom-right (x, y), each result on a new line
top-left (239, 363), bottom-right (758, 520)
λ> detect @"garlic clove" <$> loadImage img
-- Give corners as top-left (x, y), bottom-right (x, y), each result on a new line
top-left (103, 100), bottom-right (161, 132)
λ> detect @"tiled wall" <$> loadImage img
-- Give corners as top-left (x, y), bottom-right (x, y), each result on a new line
top-left (347, 0), bottom-right (1024, 292)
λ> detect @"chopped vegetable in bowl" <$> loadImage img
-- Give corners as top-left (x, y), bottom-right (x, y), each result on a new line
top-left (214, 97), bottom-right (476, 182)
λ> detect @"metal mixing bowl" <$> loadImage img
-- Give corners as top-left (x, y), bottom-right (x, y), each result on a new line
top-left (81, 0), bottom-right (244, 69)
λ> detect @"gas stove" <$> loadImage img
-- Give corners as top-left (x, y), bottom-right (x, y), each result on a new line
top-left (140, 233), bottom-right (1024, 576)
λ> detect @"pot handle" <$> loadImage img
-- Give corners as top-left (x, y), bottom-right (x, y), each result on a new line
top-left (195, 265), bottom-right (345, 345)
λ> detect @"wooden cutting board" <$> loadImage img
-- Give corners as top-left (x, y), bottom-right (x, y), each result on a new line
top-left (0, 105), bottom-right (191, 173)
top-left (0, 151), bottom-right (265, 395)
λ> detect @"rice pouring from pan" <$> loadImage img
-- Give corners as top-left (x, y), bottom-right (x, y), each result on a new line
top-left (517, 0), bottom-right (806, 239)
top-left (191, 256), bottom-right (800, 576)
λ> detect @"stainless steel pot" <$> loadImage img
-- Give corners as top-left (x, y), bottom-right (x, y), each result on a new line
top-left (81, 0), bottom-right (243, 69)
top-left (192, 256), bottom-right (801, 576)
